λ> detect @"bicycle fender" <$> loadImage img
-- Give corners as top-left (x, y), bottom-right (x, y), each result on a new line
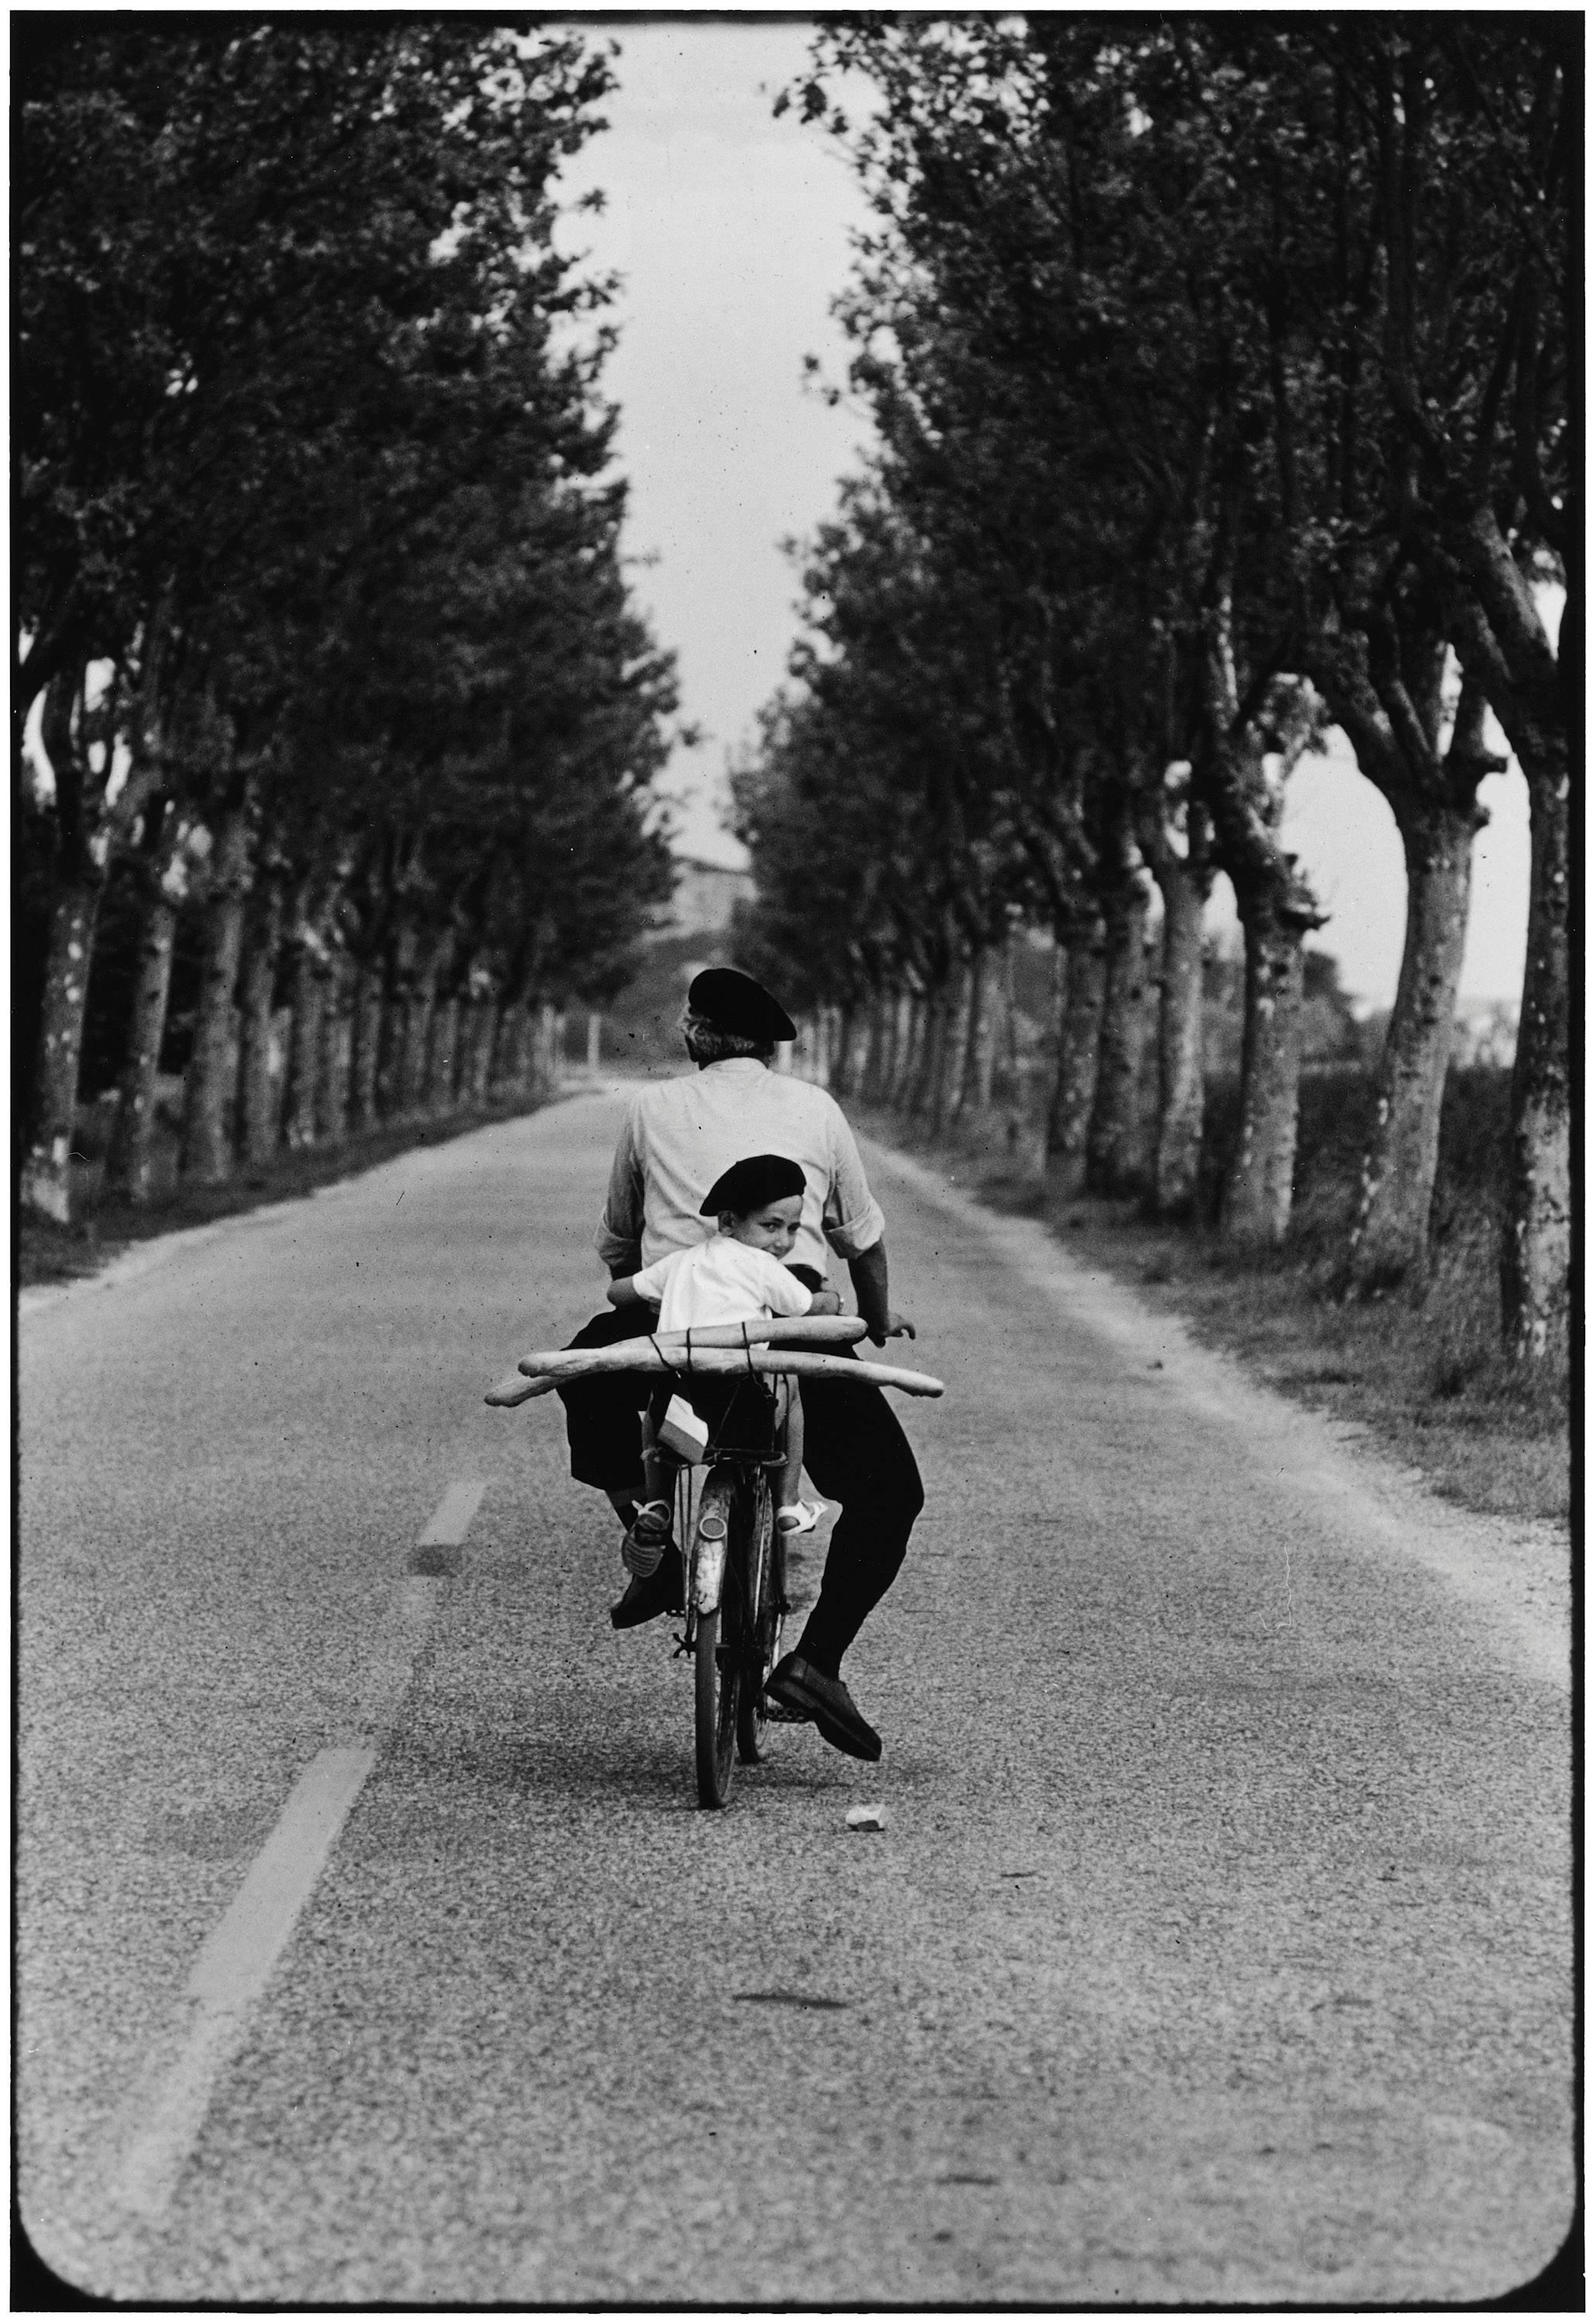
top-left (693, 1511), bottom-right (728, 1614)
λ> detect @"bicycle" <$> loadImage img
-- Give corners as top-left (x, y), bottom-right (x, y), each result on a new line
top-left (661, 1372), bottom-right (787, 1806)
top-left (489, 1316), bottom-right (942, 1810)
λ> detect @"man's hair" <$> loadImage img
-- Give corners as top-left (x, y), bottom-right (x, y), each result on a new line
top-left (681, 1011), bottom-right (774, 1067)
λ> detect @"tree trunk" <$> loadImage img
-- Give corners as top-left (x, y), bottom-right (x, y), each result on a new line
top-left (396, 943), bottom-right (440, 1118)
top-left (489, 995), bottom-right (525, 1095)
top-left (104, 887), bottom-right (178, 1205)
top-left (877, 993), bottom-right (901, 1101)
top-left (317, 954), bottom-right (353, 1146)
top-left (585, 1010), bottom-right (602, 1073)
top-left (282, 935), bottom-right (325, 1151)
top-left (898, 992), bottom-right (925, 1109)
top-left (910, 986), bottom-right (947, 1120)
top-left (938, 959), bottom-right (976, 1131)
top-left (928, 980), bottom-right (961, 1133)
top-left (1220, 886), bottom-right (1314, 1247)
top-left (1502, 756), bottom-right (1570, 1358)
top-left (238, 875), bottom-right (287, 1170)
top-left (1433, 508), bottom-right (1569, 1357)
top-left (1347, 802), bottom-right (1480, 1290)
top-left (20, 878), bottom-right (103, 1223)
top-left (1045, 917), bottom-right (1106, 1199)
top-left (874, 991), bottom-right (900, 1098)
top-left (180, 805), bottom-right (252, 1186)
top-left (537, 1002), bottom-right (563, 1097)
top-left (992, 931), bottom-right (1021, 1111)
top-left (863, 992), bottom-right (892, 1100)
top-left (831, 1003), bottom-right (857, 1096)
top-left (887, 994), bottom-right (915, 1109)
top-left (427, 993), bottom-right (462, 1113)
top-left (462, 997), bottom-right (495, 1106)
top-left (349, 961), bottom-right (385, 1134)
top-left (520, 1001), bottom-right (550, 1099)
top-left (377, 921), bottom-right (418, 1120)
top-left (843, 1004), bottom-right (873, 1099)
top-left (1086, 876), bottom-right (1153, 1196)
top-left (955, 944), bottom-right (996, 1120)
top-left (1150, 856), bottom-right (1209, 1220)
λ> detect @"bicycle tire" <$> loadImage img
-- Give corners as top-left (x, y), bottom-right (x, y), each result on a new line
top-left (736, 1470), bottom-right (778, 1764)
top-left (693, 1471), bottom-right (740, 1807)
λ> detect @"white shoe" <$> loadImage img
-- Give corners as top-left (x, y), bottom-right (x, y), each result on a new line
top-left (776, 1498), bottom-right (829, 1536)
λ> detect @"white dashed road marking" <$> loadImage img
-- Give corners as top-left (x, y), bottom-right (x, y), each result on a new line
top-left (416, 1480), bottom-right (485, 1546)
top-left (108, 1482), bottom-right (486, 2221)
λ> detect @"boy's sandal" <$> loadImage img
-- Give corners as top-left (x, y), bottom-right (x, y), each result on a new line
top-left (776, 1499), bottom-right (828, 1536)
top-left (622, 1500), bottom-right (672, 1577)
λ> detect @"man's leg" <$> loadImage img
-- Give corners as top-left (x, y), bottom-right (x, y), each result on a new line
top-left (784, 1374), bottom-right (924, 1679)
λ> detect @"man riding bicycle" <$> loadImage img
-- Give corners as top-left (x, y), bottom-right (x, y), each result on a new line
top-left (558, 966), bottom-right (924, 1762)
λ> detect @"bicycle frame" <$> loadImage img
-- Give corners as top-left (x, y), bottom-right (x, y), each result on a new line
top-left (668, 1385), bottom-right (787, 1636)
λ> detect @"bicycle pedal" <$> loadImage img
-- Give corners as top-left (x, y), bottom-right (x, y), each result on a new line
top-left (763, 1697), bottom-right (810, 1724)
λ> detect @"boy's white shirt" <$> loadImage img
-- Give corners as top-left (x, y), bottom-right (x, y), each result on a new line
top-left (631, 1237), bottom-right (813, 1336)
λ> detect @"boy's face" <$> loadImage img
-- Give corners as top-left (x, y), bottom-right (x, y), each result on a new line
top-left (722, 1192), bottom-right (802, 1260)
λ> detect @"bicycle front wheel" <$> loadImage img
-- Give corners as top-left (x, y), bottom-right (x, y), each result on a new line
top-left (693, 1473), bottom-right (740, 1808)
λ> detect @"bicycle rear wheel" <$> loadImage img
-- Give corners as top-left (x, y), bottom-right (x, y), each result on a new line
top-left (693, 1471), bottom-right (740, 1808)
top-left (736, 1469), bottom-right (778, 1764)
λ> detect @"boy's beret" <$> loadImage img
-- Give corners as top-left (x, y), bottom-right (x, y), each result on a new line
top-left (701, 1153), bottom-right (807, 1217)
top-left (686, 966), bottom-right (796, 1044)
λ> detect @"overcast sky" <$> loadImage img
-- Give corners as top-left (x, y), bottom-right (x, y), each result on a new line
top-left (556, 19), bottom-right (1529, 1009)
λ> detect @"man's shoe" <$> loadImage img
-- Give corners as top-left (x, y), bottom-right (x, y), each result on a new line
top-left (764, 1652), bottom-right (882, 1762)
top-left (609, 1546), bottom-right (684, 1629)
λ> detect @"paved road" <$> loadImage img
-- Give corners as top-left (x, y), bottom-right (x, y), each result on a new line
top-left (18, 1089), bottom-right (1572, 2304)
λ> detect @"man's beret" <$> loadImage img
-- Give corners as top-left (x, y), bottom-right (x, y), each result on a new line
top-left (686, 966), bottom-right (796, 1044)
top-left (700, 1152), bottom-right (807, 1218)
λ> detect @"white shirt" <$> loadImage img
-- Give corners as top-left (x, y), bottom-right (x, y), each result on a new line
top-left (630, 1237), bottom-right (815, 1336)
top-left (595, 1059), bottom-right (887, 1278)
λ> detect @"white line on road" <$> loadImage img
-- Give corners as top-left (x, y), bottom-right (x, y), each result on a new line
top-left (108, 1480), bottom-right (487, 2222)
top-left (111, 1746), bottom-right (376, 2220)
top-left (417, 1479), bottom-right (486, 1546)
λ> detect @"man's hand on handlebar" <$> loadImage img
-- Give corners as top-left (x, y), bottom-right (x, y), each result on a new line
top-left (865, 1309), bottom-right (915, 1346)
top-left (847, 1240), bottom-right (912, 1349)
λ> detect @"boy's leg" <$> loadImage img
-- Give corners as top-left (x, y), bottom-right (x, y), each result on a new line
top-left (776, 1381), bottom-right (805, 1522)
top-left (621, 1410), bottom-right (674, 1577)
top-left (639, 1412), bottom-right (672, 1511)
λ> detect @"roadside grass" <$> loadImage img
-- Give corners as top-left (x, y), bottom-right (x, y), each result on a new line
top-left (856, 1064), bottom-right (1570, 1529)
top-left (16, 1089), bottom-right (551, 1292)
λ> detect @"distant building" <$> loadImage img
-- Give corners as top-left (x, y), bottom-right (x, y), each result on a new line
top-left (662, 856), bottom-right (753, 938)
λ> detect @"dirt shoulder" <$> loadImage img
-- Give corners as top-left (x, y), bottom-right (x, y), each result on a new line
top-left (854, 1103), bottom-right (1570, 1532)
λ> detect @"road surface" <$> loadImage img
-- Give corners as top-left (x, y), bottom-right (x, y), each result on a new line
top-left (17, 1089), bottom-right (1573, 2304)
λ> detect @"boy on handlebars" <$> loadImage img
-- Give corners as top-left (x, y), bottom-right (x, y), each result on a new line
top-left (605, 1152), bottom-right (837, 1577)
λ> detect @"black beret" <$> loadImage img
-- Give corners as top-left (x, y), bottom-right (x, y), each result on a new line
top-left (686, 966), bottom-right (795, 1044)
top-left (700, 1152), bottom-right (807, 1218)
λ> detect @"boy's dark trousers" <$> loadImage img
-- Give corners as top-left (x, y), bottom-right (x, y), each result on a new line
top-left (558, 1303), bottom-right (924, 1677)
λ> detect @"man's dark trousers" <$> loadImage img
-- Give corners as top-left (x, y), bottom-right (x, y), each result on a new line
top-left (558, 1306), bottom-right (924, 1676)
